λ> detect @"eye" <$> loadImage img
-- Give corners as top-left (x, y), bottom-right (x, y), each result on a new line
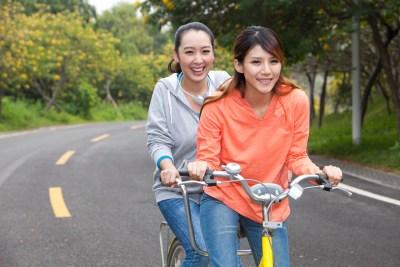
top-left (185, 50), bottom-right (194, 55)
top-left (250, 60), bottom-right (261, 65)
top-left (270, 58), bottom-right (280, 64)
top-left (202, 49), bottom-right (211, 54)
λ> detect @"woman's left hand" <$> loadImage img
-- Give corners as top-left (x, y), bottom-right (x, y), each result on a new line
top-left (322, 165), bottom-right (343, 186)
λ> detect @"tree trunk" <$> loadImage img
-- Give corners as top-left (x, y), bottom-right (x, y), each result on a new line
top-left (35, 78), bottom-right (52, 102)
top-left (306, 71), bottom-right (316, 124)
top-left (361, 58), bottom-right (382, 125)
top-left (367, 16), bottom-right (400, 136)
top-left (104, 75), bottom-right (118, 108)
top-left (318, 70), bottom-right (329, 128)
top-left (45, 64), bottom-right (67, 111)
top-left (376, 81), bottom-right (392, 115)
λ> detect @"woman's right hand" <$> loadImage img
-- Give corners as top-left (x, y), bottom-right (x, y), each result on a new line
top-left (187, 161), bottom-right (209, 181)
top-left (160, 168), bottom-right (180, 187)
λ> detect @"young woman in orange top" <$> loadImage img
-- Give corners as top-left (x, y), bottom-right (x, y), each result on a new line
top-left (188, 26), bottom-right (343, 267)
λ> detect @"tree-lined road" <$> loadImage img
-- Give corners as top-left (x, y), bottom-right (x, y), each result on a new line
top-left (0, 122), bottom-right (399, 266)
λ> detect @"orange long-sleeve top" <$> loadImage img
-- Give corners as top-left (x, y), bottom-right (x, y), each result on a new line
top-left (196, 87), bottom-right (319, 224)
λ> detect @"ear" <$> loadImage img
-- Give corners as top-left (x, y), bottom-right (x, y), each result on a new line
top-left (234, 59), bottom-right (243, 73)
top-left (173, 49), bottom-right (179, 63)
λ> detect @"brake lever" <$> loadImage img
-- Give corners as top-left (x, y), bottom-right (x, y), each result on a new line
top-left (317, 173), bottom-right (332, 191)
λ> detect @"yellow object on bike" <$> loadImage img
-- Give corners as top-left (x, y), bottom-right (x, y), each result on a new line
top-left (259, 235), bottom-right (273, 267)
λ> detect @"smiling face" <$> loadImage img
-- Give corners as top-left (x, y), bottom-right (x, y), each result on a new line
top-left (173, 29), bottom-right (215, 85)
top-left (234, 44), bottom-right (282, 97)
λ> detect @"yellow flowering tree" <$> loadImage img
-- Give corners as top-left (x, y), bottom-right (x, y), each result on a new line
top-left (0, 2), bottom-right (122, 115)
top-left (0, 1), bottom-right (27, 119)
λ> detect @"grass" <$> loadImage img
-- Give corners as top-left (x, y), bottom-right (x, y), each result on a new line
top-left (0, 97), bottom-right (147, 132)
top-left (308, 96), bottom-right (400, 174)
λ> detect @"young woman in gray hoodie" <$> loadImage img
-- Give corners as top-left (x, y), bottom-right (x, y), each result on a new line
top-left (146, 22), bottom-right (230, 266)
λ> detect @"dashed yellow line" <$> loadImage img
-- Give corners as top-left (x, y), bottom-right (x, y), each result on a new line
top-left (56, 150), bottom-right (75, 165)
top-left (130, 124), bottom-right (145, 129)
top-left (49, 187), bottom-right (71, 218)
top-left (91, 134), bottom-right (110, 142)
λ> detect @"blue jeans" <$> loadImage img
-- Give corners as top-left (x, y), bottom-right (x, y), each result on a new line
top-left (200, 194), bottom-right (290, 267)
top-left (158, 198), bottom-right (209, 267)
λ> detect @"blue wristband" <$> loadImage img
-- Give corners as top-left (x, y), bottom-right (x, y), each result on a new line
top-left (157, 156), bottom-right (173, 169)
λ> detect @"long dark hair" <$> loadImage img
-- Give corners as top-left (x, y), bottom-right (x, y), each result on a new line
top-left (203, 26), bottom-right (298, 108)
top-left (167, 22), bottom-right (215, 73)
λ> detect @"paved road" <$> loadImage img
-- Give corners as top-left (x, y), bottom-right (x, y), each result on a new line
top-left (0, 122), bottom-right (399, 266)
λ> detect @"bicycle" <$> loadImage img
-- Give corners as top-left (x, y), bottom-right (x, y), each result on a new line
top-left (159, 162), bottom-right (351, 267)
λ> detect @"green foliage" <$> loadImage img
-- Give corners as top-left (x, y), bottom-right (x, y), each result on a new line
top-left (0, 2), bottom-right (123, 113)
top-left (89, 101), bottom-right (147, 121)
top-left (95, 2), bottom-right (160, 55)
top-left (139, 0), bottom-right (328, 63)
top-left (14, 0), bottom-right (96, 21)
top-left (308, 93), bottom-right (399, 174)
top-left (0, 97), bottom-right (147, 132)
top-left (0, 97), bottom-right (83, 131)
top-left (214, 43), bottom-right (234, 75)
top-left (62, 82), bottom-right (100, 118)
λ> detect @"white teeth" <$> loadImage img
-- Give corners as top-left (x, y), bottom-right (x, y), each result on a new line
top-left (259, 79), bottom-right (271, 84)
top-left (192, 67), bottom-right (203, 72)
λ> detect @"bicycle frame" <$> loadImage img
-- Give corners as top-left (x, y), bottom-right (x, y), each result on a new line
top-left (179, 179), bottom-right (252, 257)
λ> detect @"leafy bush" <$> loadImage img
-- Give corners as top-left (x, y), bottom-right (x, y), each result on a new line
top-left (62, 83), bottom-right (101, 118)
top-left (89, 101), bottom-right (147, 121)
top-left (0, 97), bottom-right (82, 131)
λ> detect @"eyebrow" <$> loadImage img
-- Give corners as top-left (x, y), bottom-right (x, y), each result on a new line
top-left (182, 46), bottom-right (212, 50)
top-left (249, 55), bottom-right (277, 60)
top-left (249, 57), bottom-right (262, 60)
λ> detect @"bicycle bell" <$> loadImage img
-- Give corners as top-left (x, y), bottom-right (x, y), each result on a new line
top-left (223, 163), bottom-right (242, 175)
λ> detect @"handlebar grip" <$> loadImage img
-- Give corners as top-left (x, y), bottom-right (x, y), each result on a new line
top-left (316, 173), bottom-right (332, 191)
top-left (178, 169), bottom-right (189, 177)
top-left (203, 169), bottom-right (217, 186)
top-left (177, 169), bottom-right (217, 186)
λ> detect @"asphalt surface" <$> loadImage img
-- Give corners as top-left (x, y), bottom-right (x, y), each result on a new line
top-left (1, 128), bottom-right (399, 190)
top-left (0, 124), bottom-right (399, 266)
top-left (310, 155), bottom-right (400, 190)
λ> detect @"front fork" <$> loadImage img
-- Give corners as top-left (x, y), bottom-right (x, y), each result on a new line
top-left (259, 230), bottom-right (273, 267)
top-left (259, 205), bottom-right (282, 267)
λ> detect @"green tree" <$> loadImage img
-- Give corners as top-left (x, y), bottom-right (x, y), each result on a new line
top-left (95, 2), bottom-right (170, 105)
top-left (140, 0), bottom-right (400, 137)
top-left (96, 2), bottom-right (167, 55)
top-left (321, 0), bottom-right (400, 135)
top-left (12, 0), bottom-right (96, 21)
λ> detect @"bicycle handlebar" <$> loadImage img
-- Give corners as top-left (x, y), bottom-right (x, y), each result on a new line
top-left (177, 162), bottom-right (351, 205)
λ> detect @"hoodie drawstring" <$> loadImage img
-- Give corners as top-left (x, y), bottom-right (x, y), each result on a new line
top-left (167, 90), bottom-right (173, 124)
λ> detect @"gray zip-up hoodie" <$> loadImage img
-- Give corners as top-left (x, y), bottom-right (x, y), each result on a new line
top-left (146, 71), bottom-right (230, 203)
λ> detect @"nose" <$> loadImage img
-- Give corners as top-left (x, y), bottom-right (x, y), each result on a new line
top-left (261, 62), bottom-right (271, 74)
top-left (193, 52), bottom-right (203, 63)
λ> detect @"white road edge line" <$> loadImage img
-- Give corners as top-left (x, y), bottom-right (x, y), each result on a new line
top-left (339, 183), bottom-right (400, 206)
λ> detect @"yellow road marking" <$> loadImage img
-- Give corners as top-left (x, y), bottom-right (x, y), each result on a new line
top-left (91, 134), bottom-right (110, 142)
top-left (130, 124), bottom-right (145, 129)
top-left (56, 150), bottom-right (75, 165)
top-left (49, 187), bottom-right (71, 218)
